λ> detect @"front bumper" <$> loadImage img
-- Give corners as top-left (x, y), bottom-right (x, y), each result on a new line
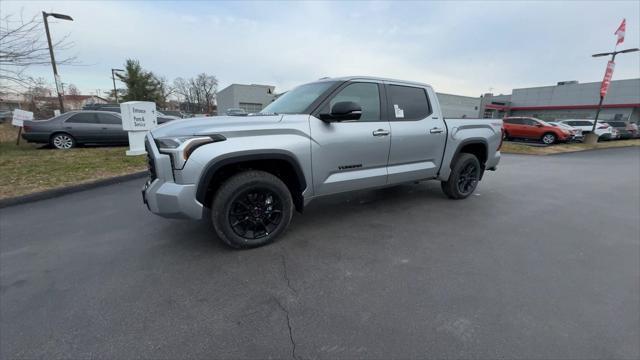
top-left (142, 134), bottom-right (204, 220)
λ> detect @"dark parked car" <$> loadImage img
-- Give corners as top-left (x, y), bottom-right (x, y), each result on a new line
top-left (21, 111), bottom-right (128, 149)
top-left (225, 108), bottom-right (248, 116)
top-left (82, 104), bottom-right (179, 124)
top-left (160, 110), bottom-right (188, 118)
top-left (606, 121), bottom-right (634, 139)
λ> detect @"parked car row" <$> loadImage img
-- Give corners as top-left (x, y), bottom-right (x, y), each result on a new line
top-left (503, 116), bottom-right (638, 144)
top-left (21, 107), bottom-right (215, 149)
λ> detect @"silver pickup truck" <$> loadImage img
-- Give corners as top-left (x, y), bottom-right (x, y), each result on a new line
top-left (143, 76), bottom-right (502, 248)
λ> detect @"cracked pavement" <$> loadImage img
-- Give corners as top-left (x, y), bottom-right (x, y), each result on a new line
top-left (1, 148), bottom-right (639, 359)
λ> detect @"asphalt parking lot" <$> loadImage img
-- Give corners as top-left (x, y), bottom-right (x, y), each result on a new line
top-left (1, 148), bottom-right (639, 359)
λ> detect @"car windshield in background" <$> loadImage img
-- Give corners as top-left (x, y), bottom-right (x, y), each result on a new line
top-left (260, 81), bottom-right (337, 115)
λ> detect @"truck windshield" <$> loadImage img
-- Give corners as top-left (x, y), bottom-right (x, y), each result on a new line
top-left (260, 81), bottom-right (336, 115)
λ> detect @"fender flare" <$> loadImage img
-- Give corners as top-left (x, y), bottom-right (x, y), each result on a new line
top-left (195, 152), bottom-right (307, 208)
top-left (447, 138), bottom-right (489, 180)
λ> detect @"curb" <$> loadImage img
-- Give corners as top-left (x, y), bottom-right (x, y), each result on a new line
top-left (502, 144), bottom-right (639, 156)
top-left (546, 144), bottom-right (640, 156)
top-left (0, 171), bottom-right (147, 209)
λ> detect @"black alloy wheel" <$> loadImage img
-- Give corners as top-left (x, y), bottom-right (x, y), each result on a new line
top-left (228, 188), bottom-right (283, 240)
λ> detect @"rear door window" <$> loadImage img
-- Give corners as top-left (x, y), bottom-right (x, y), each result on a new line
top-left (97, 113), bottom-right (122, 125)
top-left (66, 113), bottom-right (98, 124)
top-left (387, 85), bottom-right (432, 121)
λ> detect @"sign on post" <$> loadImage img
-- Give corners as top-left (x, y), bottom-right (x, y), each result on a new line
top-left (12, 109), bottom-right (33, 145)
top-left (12, 109), bottom-right (33, 127)
top-left (120, 101), bottom-right (157, 156)
top-left (600, 60), bottom-right (615, 98)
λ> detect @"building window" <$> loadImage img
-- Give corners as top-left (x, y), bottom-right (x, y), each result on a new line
top-left (239, 102), bottom-right (263, 113)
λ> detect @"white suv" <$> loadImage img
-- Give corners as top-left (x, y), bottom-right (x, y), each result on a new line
top-left (559, 119), bottom-right (618, 140)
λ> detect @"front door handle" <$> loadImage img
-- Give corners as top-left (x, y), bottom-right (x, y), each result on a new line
top-left (430, 127), bottom-right (444, 134)
top-left (372, 129), bottom-right (390, 136)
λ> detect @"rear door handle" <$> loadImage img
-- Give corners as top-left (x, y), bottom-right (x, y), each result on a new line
top-left (101, 127), bottom-right (108, 130)
top-left (65, 126), bottom-right (72, 129)
top-left (430, 127), bottom-right (444, 134)
top-left (372, 129), bottom-right (390, 136)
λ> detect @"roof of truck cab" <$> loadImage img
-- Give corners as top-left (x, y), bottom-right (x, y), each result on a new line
top-left (322, 76), bottom-right (432, 88)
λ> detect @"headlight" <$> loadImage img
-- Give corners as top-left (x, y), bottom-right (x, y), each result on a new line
top-left (155, 134), bottom-right (225, 169)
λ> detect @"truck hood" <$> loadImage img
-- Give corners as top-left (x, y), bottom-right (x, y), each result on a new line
top-left (150, 115), bottom-right (283, 138)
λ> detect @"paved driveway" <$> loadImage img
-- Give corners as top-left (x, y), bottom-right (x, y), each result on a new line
top-left (1, 148), bottom-right (639, 359)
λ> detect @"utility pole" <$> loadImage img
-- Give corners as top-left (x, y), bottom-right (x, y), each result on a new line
top-left (42, 11), bottom-right (73, 113)
top-left (111, 68), bottom-right (125, 103)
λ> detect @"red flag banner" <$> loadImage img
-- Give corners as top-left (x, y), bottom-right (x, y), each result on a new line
top-left (600, 60), bottom-right (615, 98)
top-left (615, 19), bottom-right (626, 45)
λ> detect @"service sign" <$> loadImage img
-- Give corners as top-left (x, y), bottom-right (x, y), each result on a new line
top-left (12, 109), bottom-right (34, 127)
top-left (120, 101), bottom-right (157, 131)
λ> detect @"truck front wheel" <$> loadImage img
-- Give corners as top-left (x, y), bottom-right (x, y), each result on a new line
top-left (211, 170), bottom-right (293, 249)
top-left (441, 153), bottom-right (481, 199)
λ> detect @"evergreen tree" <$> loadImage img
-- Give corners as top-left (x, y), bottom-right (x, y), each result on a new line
top-left (116, 59), bottom-right (162, 103)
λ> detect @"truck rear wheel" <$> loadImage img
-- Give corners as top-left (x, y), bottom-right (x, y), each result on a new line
top-left (211, 170), bottom-right (293, 249)
top-left (441, 153), bottom-right (481, 199)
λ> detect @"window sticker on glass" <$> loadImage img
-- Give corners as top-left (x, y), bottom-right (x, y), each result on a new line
top-left (394, 104), bottom-right (404, 118)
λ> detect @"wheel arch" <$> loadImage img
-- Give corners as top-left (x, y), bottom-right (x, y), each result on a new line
top-left (450, 139), bottom-right (488, 180)
top-left (196, 153), bottom-right (307, 213)
top-left (453, 139), bottom-right (488, 166)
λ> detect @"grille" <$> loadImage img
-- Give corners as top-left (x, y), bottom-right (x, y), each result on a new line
top-left (145, 139), bottom-right (157, 180)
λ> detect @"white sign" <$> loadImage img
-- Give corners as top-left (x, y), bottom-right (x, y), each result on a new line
top-left (394, 104), bottom-right (404, 119)
top-left (12, 109), bottom-right (34, 127)
top-left (120, 101), bottom-right (157, 131)
top-left (120, 101), bottom-right (157, 156)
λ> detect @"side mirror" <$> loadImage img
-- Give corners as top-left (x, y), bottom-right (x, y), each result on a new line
top-left (535, 124), bottom-right (543, 127)
top-left (320, 101), bottom-right (362, 122)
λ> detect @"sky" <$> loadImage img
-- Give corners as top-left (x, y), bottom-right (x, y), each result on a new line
top-left (2, 0), bottom-right (639, 98)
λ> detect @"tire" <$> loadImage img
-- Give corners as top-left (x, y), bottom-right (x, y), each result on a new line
top-left (541, 133), bottom-right (556, 145)
top-left (211, 170), bottom-right (293, 249)
top-left (441, 153), bottom-right (481, 200)
top-left (50, 133), bottom-right (76, 149)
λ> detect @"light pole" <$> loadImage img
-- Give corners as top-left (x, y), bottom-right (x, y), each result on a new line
top-left (111, 68), bottom-right (125, 103)
top-left (586, 47), bottom-right (640, 142)
top-left (43, 11), bottom-right (73, 113)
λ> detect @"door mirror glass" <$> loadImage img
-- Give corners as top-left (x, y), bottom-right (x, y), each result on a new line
top-left (321, 101), bottom-right (362, 122)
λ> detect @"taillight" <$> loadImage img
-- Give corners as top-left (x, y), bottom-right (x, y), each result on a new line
top-left (597, 124), bottom-right (608, 129)
top-left (498, 128), bottom-right (504, 150)
top-left (23, 125), bottom-right (31, 132)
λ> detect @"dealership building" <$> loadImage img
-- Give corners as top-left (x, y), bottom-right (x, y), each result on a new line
top-left (481, 78), bottom-right (640, 123)
top-left (217, 84), bottom-right (276, 115)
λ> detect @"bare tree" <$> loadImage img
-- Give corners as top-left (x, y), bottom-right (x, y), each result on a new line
top-left (67, 83), bottom-right (80, 96)
top-left (0, 12), bottom-right (75, 91)
top-left (195, 73), bottom-right (218, 114)
top-left (22, 77), bottom-right (55, 118)
top-left (173, 77), bottom-right (196, 112)
top-left (154, 75), bottom-right (174, 109)
top-left (173, 74), bottom-right (217, 113)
